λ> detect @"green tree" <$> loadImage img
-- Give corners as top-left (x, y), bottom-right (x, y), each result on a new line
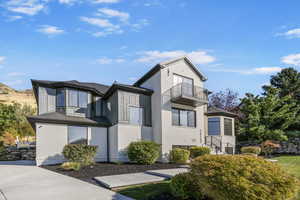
top-left (0, 103), bottom-right (36, 139)
top-left (239, 88), bottom-right (300, 142)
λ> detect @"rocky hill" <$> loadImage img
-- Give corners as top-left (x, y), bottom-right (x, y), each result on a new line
top-left (0, 83), bottom-right (36, 108)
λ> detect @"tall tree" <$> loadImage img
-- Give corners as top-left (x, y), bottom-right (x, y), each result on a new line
top-left (239, 87), bottom-right (300, 142)
top-left (209, 89), bottom-right (239, 112)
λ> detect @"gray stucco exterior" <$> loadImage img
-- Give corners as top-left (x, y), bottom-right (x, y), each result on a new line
top-left (29, 56), bottom-right (236, 165)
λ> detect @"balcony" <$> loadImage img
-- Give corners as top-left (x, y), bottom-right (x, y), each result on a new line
top-left (171, 83), bottom-right (209, 107)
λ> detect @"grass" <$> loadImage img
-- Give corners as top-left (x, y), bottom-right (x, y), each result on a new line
top-left (273, 155), bottom-right (300, 200)
top-left (116, 181), bottom-right (171, 200)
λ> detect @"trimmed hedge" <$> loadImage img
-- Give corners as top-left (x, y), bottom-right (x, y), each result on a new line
top-left (62, 144), bottom-right (97, 166)
top-left (170, 148), bottom-right (190, 164)
top-left (127, 141), bottom-right (160, 165)
top-left (190, 146), bottom-right (211, 159)
top-left (190, 155), bottom-right (298, 200)
top-left (241, 146), bottom-right (261, 155)
top-left (170, 172), bottom-right (203, 200)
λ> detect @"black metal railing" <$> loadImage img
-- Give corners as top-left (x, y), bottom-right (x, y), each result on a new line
top-left (205, 136), bottom-right (222, 154)
top-left (171, 83), bottom-right (208, 102)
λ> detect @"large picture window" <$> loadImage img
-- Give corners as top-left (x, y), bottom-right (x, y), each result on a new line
top-left (173, 74), bottom-right (194, 96)
top-left (129, 106), bottom-right (143, 125)
top-left (208, 117), bottom-right (220, 135)
top-left (172, 108), bottom-right (196, 127)
top-left (94, 96), bottom-right (102, 116)
top-left (68, 126), bottom-right (88, 144)
top-left (68, 89), bottom-right (88, 108)
top-left (224, 118), bottom-right (233, 136)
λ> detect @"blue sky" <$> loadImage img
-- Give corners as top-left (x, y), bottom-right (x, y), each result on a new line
top-left (1, 0), bottom-right (300, 97)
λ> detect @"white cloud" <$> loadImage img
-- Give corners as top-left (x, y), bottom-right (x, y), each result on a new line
top-left (58, 0), bottom-right (78, 4)
top-left (280, 28), bottom-right (300, 39)
top-left (37, 25), bottom-right (65, 35)
top-left (0, 57), bottom-right (6, 64)
top-left (7, 72), bottom-right (25, 77)
top-left (6, 0), bottom-right (44, 16)
top-left (97, 8), bottom-right (129, 22)
top-left (209, 67), bottom-right (282, 75)
top-left (131, 19), bottom-right (149, 30)
top-left (80, 17), bottom-right (119, 29)
top-left (92, 0), bottom-right (120, 3)
top-left (7, 15), bottom-right (23, 21)
top-left (96, 57), bottom-right (125, 64)
top-left (135, 50), bottom-right (216, 64)
top-left (281, 53), bottom-right (300, 66)
top-left (120, 45), bottom-right (127, 50)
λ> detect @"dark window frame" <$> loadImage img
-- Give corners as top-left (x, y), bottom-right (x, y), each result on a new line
top-left (171, 107), bottom-right (196, 128)
top-left (67, 125), bottom-right (88, 145)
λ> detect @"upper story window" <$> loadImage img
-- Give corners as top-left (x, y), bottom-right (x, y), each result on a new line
top-left (68, 126), bottom-right (88, 144)
top-left (68, 89), bottom-right (88, 108)
top-left (172, 108), bottom-right (196, 127)
top-left (94, 96), bottom-right (102, 117)
top-left (208, 117), bottom-right (220, 135)
top-left (129, 106), bottom-right (143, 125)
top-left (224, 118), bottom-right (233, 136)
top-left (56, 88), bottom-right (65, 107)
top-left (173, 74), bottom-right (194, 96)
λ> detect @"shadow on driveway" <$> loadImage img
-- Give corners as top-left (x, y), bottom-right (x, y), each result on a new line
top-left (0, 160), bottom-right (35, 166)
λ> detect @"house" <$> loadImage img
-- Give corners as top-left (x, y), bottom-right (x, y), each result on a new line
top-left (27, 56), bottom-right (236, 166)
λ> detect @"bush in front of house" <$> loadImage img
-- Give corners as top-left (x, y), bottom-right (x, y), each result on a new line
top-left (189, 146), bottom-right (211, 159)
top-left (170, 172), bottom-right (203, 200)
top-left (169, 148), bottom-right (190, 164)
top-left (61, 162), bottom-right (81, 171)
top-left (127, 141), bottom-right (160, 165)
top-left (62, 144), bottom-right (98, 167)
top-left (189, 154), bottom-right (298, 200)
top-left (240, 146), bottom-right (261, 155)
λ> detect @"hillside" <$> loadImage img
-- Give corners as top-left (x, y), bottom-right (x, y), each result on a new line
top-left (0, 83), bottom-right (36, 108)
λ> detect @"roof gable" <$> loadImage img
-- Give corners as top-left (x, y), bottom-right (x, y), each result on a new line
top-left (134, 56), bottom-right (207, 86)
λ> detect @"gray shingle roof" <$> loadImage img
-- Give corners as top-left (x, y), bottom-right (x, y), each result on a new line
top-left (206, 106), bottom-right (237, 117)
top-left (27, 112), bottom-right (111, 127)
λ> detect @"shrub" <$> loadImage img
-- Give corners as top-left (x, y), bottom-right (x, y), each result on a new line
top-left (241, 146), bottom-right (261, 155)
top-left (169, 148), bottom-right (190, 164)
top-left (127, 141), bottom-right (160, 165)
top-left (170, 172), bottom-right (203, 200)
top-left (190, 155), bottom-right (298, 200)
top-left (261, 140), bottom-right (280, 157)
top-left (190, 146), bottom-right (211, 159)
top-left (61, 162), bottom-right (81, 171)
top-left (62, 144), bottom-right (97, 166)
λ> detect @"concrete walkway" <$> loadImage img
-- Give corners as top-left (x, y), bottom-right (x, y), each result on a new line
top-left (94, 173), bottom-right (166, 189)
top-left (94, 168), bottom-right (190, 189)
top-left (0, 162), bottom-right (132, 200)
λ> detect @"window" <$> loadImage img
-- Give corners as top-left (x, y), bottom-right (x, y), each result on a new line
top-left (56, 88), bottom-right (65, 107)
top-left (78, 91), bottom-right (88, 108)
top-left (224, 118), bottom-right (233, 136)
top-left (129, 106), bottom-right (143, 125)
top-left (173, 74), bottom-right (194, 96)
top-left (68, 89), bottom-right (88, 108)
top-left (68, 126), bottom-right (88, 144)
top-left (172, 108), bottom-right (196, 127)
top-left (95, 96), bottom-right (102, 116)
top-left (208, 117), bottom-right (220, 135)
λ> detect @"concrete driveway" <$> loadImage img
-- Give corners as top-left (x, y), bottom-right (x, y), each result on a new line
top-left (0, 161), bottom-right (132, 200)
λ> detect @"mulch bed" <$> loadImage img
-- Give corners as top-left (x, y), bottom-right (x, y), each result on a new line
top-left (42, 162), bottom-right (182, 185)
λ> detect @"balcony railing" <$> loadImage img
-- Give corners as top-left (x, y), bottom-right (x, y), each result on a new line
top-left (171, 83), bottom-right (209, 106)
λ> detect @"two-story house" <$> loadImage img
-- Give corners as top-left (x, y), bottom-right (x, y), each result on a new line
top-left (27, 56), bottom-right (236, 166)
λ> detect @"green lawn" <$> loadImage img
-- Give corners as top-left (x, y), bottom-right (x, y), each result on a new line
top-left (116, 181), bottom-right (171, 200)
top-left (274, 156), bottom-right (300, 179)
top-left (118, 156), bottom-right (300, 200)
